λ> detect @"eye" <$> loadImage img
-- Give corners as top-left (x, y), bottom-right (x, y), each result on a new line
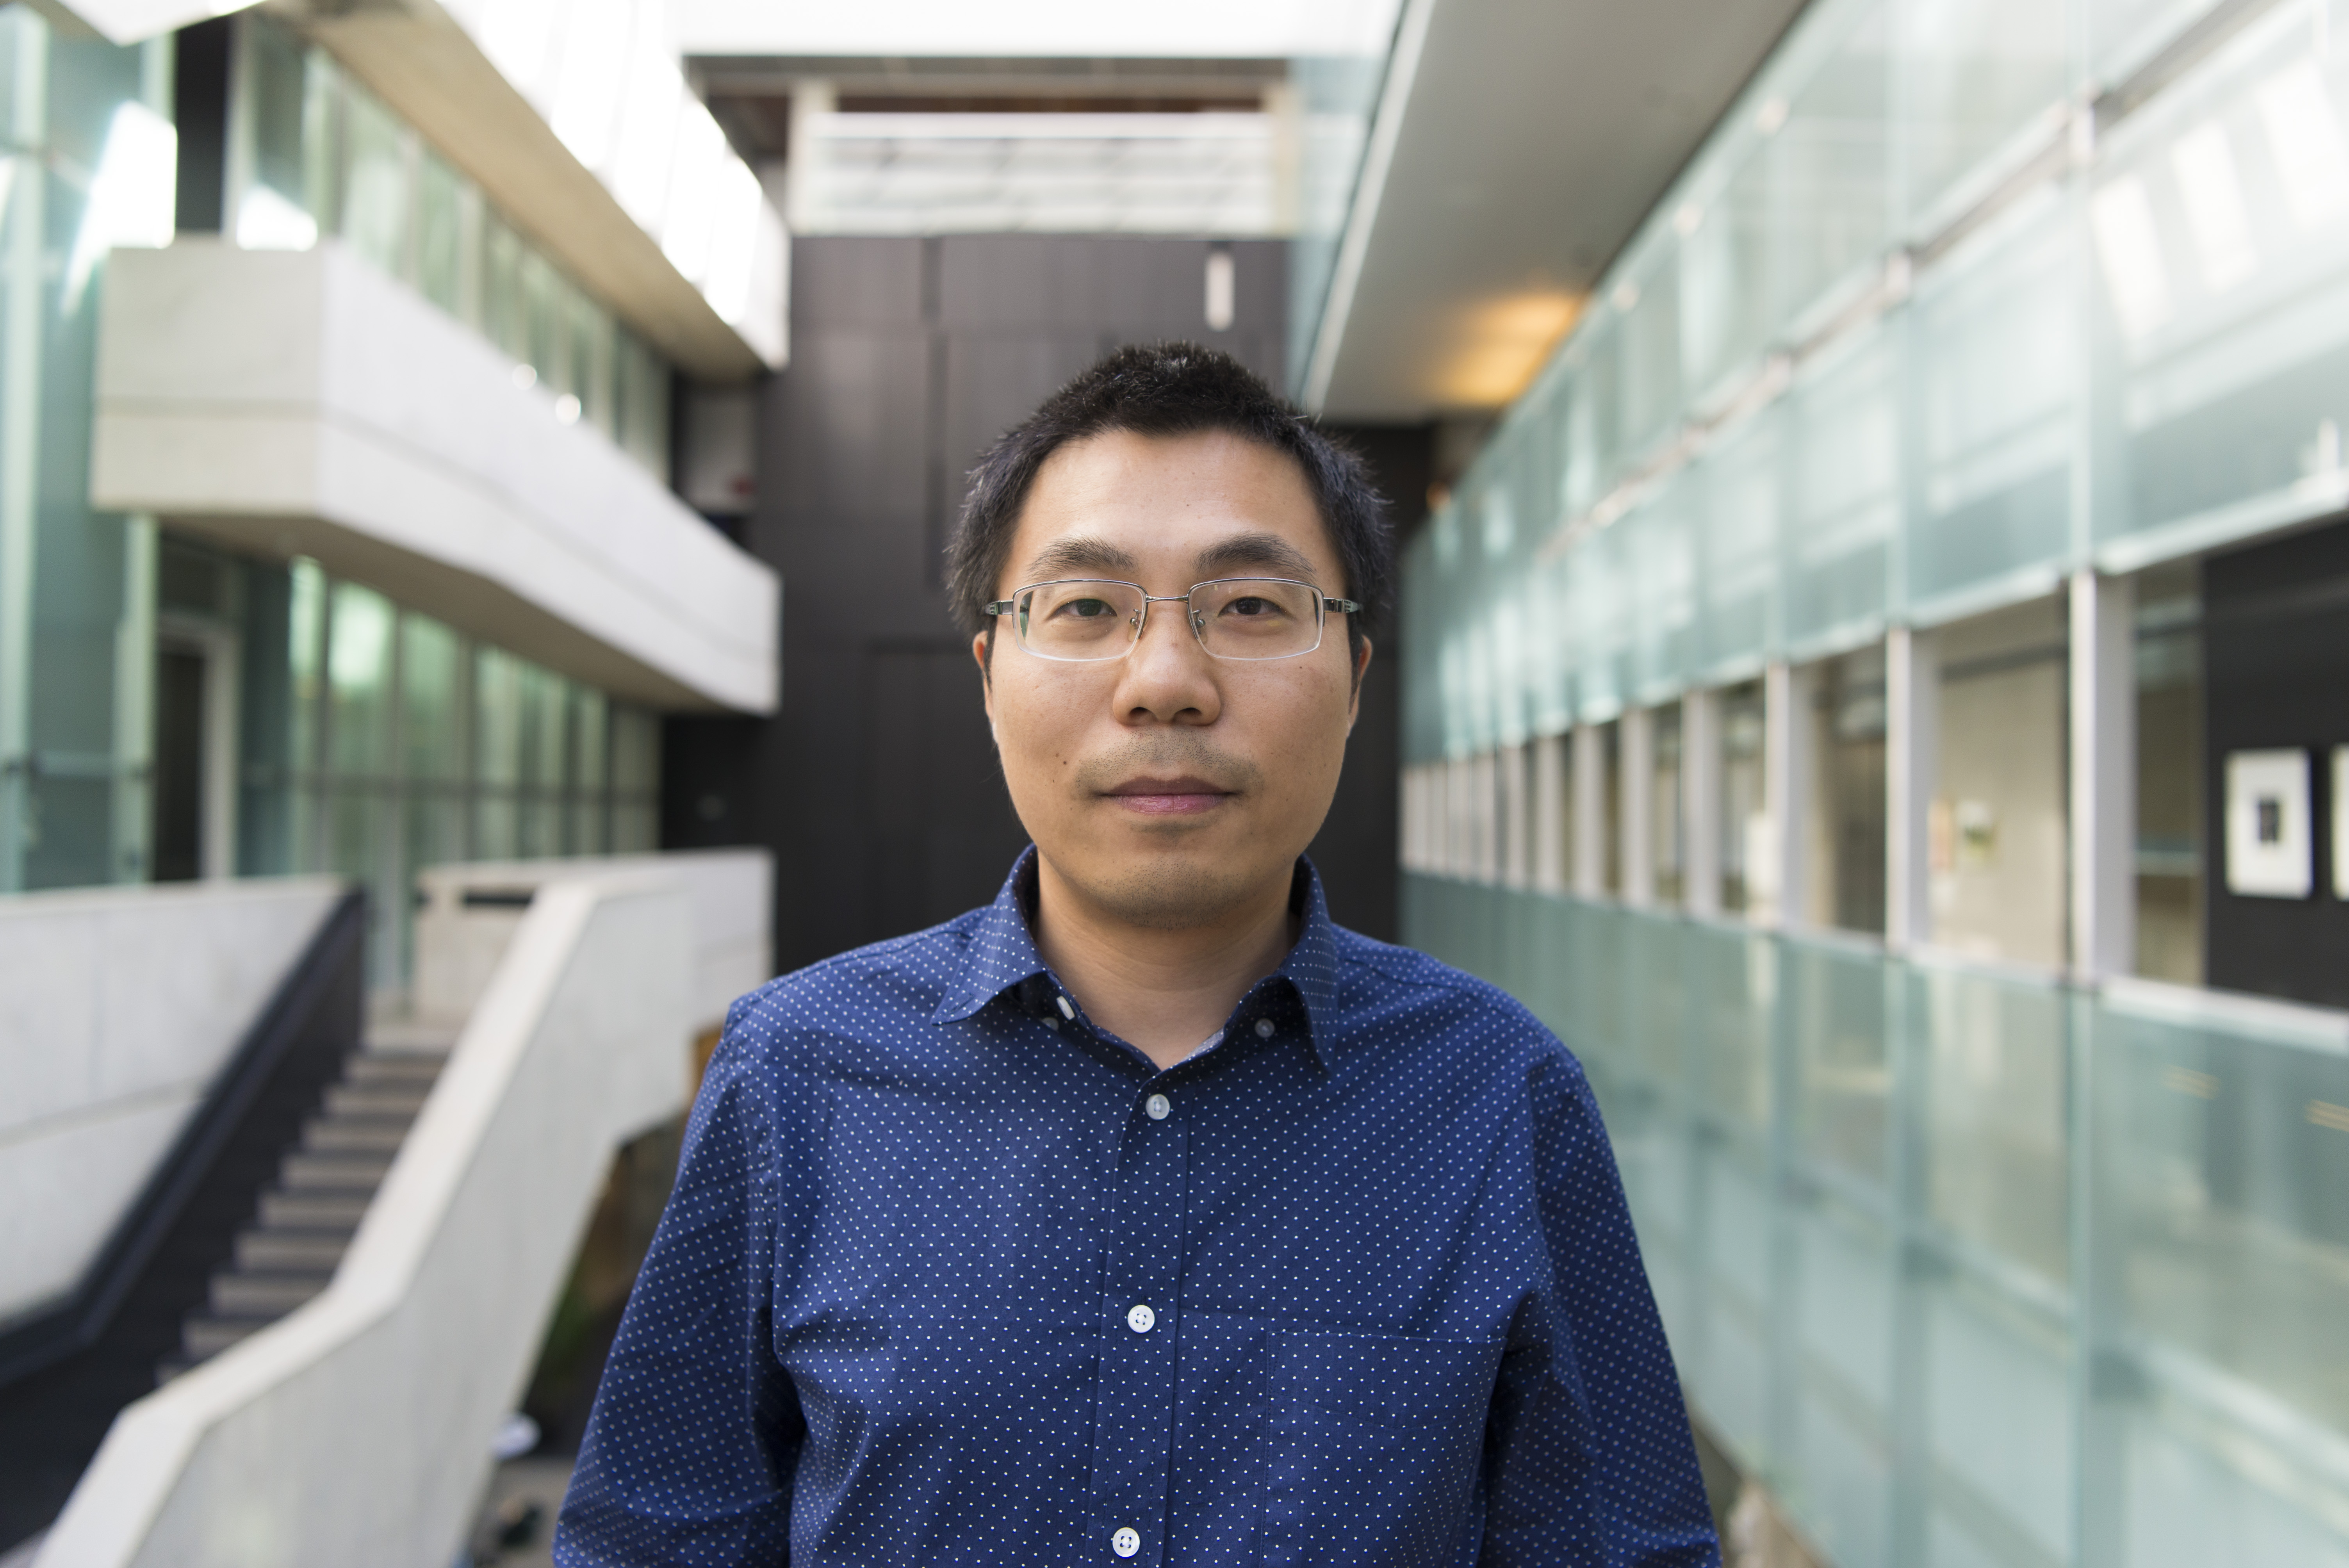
top-left (1223, 596), bottom-right (1280, 617)
top-left (1055, 597), bottom-right (1119, 620)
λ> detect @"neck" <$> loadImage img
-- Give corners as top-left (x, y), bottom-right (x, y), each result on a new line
top-left (1030, 858), bottom-right (1301, 1071)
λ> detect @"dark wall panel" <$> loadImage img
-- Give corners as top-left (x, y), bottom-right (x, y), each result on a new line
top-left (2203, 515), bottom-right (2349, 1008)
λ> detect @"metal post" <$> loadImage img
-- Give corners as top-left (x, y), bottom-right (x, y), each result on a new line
top-left (1500, 741), bottom-right (1530, 890)
top-left (1532, 733), bottom-right (1568, 894)
top-left (1572, 723), bottom-right (1605, 899)
top-left (1683, 686), bottom-right (1722, 918)
top-left (1761, 659), bottom-right (1811, 930)
top-left (1622, 705), bottom-right (1655, 906)
top-left (2069, 569), bottom-right (2136, 978)
top-left (1886, 625), bottom-right (1938, 951)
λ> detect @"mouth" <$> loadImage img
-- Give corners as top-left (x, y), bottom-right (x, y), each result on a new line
top-left (1098, 774), bottom-right (1237, 816)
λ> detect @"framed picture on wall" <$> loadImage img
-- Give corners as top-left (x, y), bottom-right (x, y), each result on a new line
top-left (2224, 749), bottom-right (2312, 898)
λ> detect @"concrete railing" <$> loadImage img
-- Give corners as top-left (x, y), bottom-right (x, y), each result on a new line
top-left (36, 868), bottom-right (696, 1568)
top-left (0, 878), bottom-right (347, 1329)
top-left (412, 847), bottom-right (770, 1033)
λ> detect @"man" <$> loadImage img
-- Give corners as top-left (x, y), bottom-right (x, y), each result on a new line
top-left (556, 345), bottom-right (1719, 1566)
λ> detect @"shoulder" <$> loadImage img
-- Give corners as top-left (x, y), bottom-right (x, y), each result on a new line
top-left (717, 906), bottom-right (996, 1061)
top-left (1329, 925), bottom-right (1559, 1039)
top-left (1323, 925), bottom-right (1583, 1081)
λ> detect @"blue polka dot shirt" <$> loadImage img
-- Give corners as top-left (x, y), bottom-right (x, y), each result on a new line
top-left (555, 851), bottom-right (1719, 1567)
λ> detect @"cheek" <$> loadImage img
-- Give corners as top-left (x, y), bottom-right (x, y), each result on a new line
top-left (992, 675), bottom-right (1091, 774)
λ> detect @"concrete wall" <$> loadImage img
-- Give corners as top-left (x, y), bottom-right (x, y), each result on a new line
top-left (36, 870), bottom-right (694, 1568)
top-left (91, 241), bottom-right (777, 715)
top-left (0, 879), bottom-right (344, 1327)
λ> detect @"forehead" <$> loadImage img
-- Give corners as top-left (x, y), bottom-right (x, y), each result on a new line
top-left (1006, 428), bottom-right (1337, 584)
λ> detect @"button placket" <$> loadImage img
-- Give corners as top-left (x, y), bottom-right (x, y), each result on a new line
top-left (1083, 1085), bottom-right (1185, 1567)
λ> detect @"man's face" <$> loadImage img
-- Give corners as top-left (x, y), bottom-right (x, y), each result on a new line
top-left (976, 428), bottom-right (1368, 931)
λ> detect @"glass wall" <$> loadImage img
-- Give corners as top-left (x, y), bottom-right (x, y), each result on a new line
top-left (0, 13), bottom-right (162, 893)
top-left (1401, 0), bottom-right (2349, 771)
top-left (1397, 0), bottom-right (2349, 1559)
top-left (230, 16), bottom-right (672, 477)
top-left (239, 553), bottom-right (661, 985)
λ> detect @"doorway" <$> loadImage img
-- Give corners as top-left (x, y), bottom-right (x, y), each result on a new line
top-left (150, 624), bottom-right (239, 881)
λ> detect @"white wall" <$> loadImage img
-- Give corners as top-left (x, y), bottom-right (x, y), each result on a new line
top-left (0, 878), bottom-right (344, 1327)
top-left (91, 242), bottom-right (779, 715)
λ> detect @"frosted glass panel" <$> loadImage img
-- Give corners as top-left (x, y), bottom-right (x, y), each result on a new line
top-left (1399, 880), bottom-right (2349, 1568)
top-left (1787, 327), bottom-right (1897, 643)
top-left (1776, 0), bottom-right (1892, 328)
top-left (1897, 0), bottom-right (2069, 227)
top-left (2096, 5), bottom-right (2349, 554)
top-left (1700, 410), bottom-right (1782, 672)
top-left (1909, 185), bottom-right (2077, 607)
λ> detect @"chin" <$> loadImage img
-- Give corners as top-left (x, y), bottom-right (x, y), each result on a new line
top-left (1080, 853), bottom-right (1265, 932)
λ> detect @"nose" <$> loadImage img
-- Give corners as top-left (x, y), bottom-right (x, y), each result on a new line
top-left (1114, 593), bottom-right (1221, 724)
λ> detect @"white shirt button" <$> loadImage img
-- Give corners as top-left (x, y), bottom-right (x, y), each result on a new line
top-left (1057, 994), bottom-right (1076, 1020)
top-left (1112, 1526), bottom-right (1141, 1557)
top-left (1126, 1303), bottom-right (1156, 1333)
top-left (1254, 1018), bottom-right (1275, 1039)
top-left (1145, 1093), bottom-right (1170, 1120)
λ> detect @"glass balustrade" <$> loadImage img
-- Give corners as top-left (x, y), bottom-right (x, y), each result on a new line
top-left (1401, 877), bottom-right (2349, 1567)
top-left (232, 14), bottom-right (672, 478)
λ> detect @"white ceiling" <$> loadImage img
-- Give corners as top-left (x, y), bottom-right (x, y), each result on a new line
top-left (1313, 0), bottom-right (1809, 419)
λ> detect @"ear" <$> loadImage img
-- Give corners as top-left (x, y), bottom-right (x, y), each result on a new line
top-left (1346, 638), bottom-right (1373, 734)
top-left (973, 631), bottom-right (998, 740)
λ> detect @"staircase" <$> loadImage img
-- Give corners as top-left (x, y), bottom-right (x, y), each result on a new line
top-left (161, 1038), bottom-right (451, 1382)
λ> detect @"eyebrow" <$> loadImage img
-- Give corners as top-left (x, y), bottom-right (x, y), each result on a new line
top-left (1022, 535), bottom-right (1142, 581)
top-left (1192, 532), bottom-right (1321, 583)
top-left (1019, 530), bottom-right (1322, 586)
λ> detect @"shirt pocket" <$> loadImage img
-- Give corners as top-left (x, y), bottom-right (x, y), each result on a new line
top-left (1255, 1329), bottom-right (1503, 1568)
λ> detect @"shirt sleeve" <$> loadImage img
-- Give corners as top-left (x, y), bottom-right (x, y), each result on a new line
top-left (553, 1003), bottom-right (806, 1566)
top-left (1480, 1041), bottom-right (1722, 1568)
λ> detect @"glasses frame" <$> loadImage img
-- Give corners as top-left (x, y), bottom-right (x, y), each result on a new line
top-left (983, 576), bottom-right (1362, 663)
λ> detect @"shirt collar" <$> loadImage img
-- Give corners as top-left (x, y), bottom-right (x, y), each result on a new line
top-left (933, 847), bottom-right (1347, 1070)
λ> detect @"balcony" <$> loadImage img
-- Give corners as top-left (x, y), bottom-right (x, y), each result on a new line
top-left (91, 240), bottom-right (777, 715)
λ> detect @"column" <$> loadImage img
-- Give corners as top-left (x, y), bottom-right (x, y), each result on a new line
top-left (2070, 570), bottom-right (2136, 978)
top-left (1532, 732), bottom-right (1568, 894)
top-left (1886, 625), bottom-right (1939, 951)
top-left (1759, 660), bottom-right (1811, 930)
top-left (1472, 749), bottom-right (1499, 884)
top-left (1621, 705), bottom-right (1655, 906)
top-left (1572, 724), bottom-right (1605, 899)
top-left (1682, 687), bottom-right (1722, 918)
top-left (1500, 741), bottom-right (1530, 889)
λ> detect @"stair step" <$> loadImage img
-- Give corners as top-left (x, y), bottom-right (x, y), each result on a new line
top-left (235, 1227), bottom-right (354, 1272)
top-left (302, 1116), bottom-right (412, 1154)
top-left (345, 1053), bottom-right (447, 1087)
top-left (280, 1152), bottom-right (393, 1192)
top-left (180, 1313), bottom-right (274, 1360)
top-left (323, 1081), bottom-right (431, 1117)
top-left (258, 1189), bottom-right (372, 1228)
top-left (210, 1270), bottom-right (330, 1316)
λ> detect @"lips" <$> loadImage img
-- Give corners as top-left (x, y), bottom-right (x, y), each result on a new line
top-left (1100, 774), bottom-right (1235, 816)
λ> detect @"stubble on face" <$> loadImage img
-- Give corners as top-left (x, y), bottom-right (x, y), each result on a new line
top-left (1059, 729), bottom-right (1271, 931)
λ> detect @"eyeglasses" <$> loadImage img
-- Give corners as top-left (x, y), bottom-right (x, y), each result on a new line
top-left (984, 577), bottom-right (1360, 663)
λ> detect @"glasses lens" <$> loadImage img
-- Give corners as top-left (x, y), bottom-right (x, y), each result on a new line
top-left (1016, 581), bottom-right (1144, 660)
top-left (1189, 579), bottom-right (1322, 660)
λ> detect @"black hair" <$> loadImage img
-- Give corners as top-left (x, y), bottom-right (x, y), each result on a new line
top-left (944, 343), bottom-right (1393, 661)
